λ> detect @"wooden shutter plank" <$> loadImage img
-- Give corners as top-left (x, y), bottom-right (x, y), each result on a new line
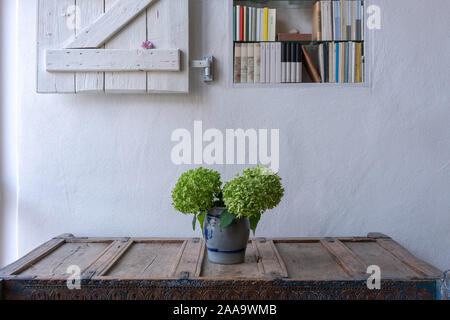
top-left (104, 0), bottom-right (147, 93)
top-left (171, 238), bottom-right (205, 279)
top-left (253, 238), bottom-right (288, 279)
top-left (147, 0), bottom-right (189, 93)
top-left (81, 239), bottom-right (133, 279)
top-left (376, 239), bottom-right (442, 278)
top-left (320, 238), bottom-right (367, 278)
top-left (37, 0), bottom-right (75, 93)
top-left (0, 237), bottom-right (66, 276)
top-left (75, 0), bottom-right (104, 92)
top-left (65, 0), bottom-right (157, 49)
top-left (46, 49), bottom-right (181, 72)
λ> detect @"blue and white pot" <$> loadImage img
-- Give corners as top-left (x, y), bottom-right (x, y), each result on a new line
top-left (204, 207), bottom-right (250, 264)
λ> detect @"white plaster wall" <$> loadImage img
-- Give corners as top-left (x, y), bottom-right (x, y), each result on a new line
top-left (0, 0), bottom-right (18, 267)
top-left (13, 0), bottom-right (450, 270)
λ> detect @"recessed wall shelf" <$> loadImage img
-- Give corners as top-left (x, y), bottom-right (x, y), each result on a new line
top-left (229, 0), bottom-right (371, 88)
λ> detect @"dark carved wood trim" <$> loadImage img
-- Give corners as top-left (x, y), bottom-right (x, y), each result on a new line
top-left (0, 279), bottom-right (438, 300)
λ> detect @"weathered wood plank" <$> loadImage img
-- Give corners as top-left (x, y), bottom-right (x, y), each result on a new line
top-left (146, 0), bottom-right (189, 92)
top-left (19, 242), bottom-right (110, 279)
top-left (376, 239), bottom-right (442, 278)
top-left (65, 0), bottom-right (157, 49)
top-left (0, 237), bottom-right (66, 276)
top-left (172, 238), bottom-right (204, 279)
top-left (275, 241), bottom-right (351, 280)
top-left (343, 241), bottom-right (419, 279)
top-left (320, 238), bottom-right (367, 278)
top-left (46, 49), bottom-right (181, 72)
top-left (75, 0), bottom-right (104, 92)
top-left (37, 0), bottom-right (75, 93)
top-left (104, 0), bottom-right (147, 93)
top-left (104, 242), bottom-right (183, 278)
top-left (82, 239), bottom-right (133, 279)
top-left (253, 238), bottom-right (288, 279)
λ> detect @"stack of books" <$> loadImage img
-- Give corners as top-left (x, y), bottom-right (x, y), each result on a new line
top-left (312, 0), bottom-right (364, 41)
top-left (234, 42), bottom-right (303, 84)
top-left (317, 42), bottom-right (363, 83)
top-left (233, 5), bottom-right (277, 42)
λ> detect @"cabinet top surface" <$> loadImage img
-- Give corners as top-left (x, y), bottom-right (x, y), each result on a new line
top-left (0, 233), bottom-right (442, 282)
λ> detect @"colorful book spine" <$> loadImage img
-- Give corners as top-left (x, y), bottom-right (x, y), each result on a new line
top-left (233, 6), bottom-right (236, 41)
top-left (263, 7), bottom-right (269, 41)
top-left (356, 1), bottom-right (362, 41)
top-left (240, 6), bottom-right (244, 41)
top-left (356, 42), bottom-right (361, 82)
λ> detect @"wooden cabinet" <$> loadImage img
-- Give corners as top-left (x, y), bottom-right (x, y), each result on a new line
top-left (0, 233), bottom-right (442, 300)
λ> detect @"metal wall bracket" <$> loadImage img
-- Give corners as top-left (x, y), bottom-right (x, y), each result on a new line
top-left (190, 55), bottom-right (214, 82)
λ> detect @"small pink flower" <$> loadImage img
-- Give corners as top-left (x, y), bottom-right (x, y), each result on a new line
top-left (141, 41), bottom-right (153, 49)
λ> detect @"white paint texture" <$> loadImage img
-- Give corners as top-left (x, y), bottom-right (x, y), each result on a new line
top-left (10, 0), bottom-right (450, 270)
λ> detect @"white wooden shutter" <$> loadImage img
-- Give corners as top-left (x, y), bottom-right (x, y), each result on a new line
top-left (37, 0), bottom-right (189, 94)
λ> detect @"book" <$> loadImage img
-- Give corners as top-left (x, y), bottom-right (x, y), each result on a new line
top-left (240, 6), bottom-right (244, 41)
top-left (246, 6), bottom-right (249, 41)
top-left (350, 41), bottom-right (355, 82)
top-left (318, 44), bottom-right (324, 83)
top-left (260, 42), bottom-right (266, 83)
top-left (356, 1), bottom-right (362, 41)
top-left (356, 42), bottom-right (361, 82)
top-left (339, 41), bottom-right (345, 82)
top-left (334, 1), bottom-right (341, 41)
top-left (302, 46), bottom-right (321, 83)
top-left (336, 42), bottom-right (340, 83)
top-left (270, 43), bottom-right (276, 83)
top-left (234, 43), bottom-right (241, 83)
top-left (233, 6), bottom-right (236, 41)
top-left (281, 43), bottom-right (287, 83)
top-left (312, 1), bottom-right (322, 41)
top-left (252, 8), bottom-right (257, 41)
top-left (268, 8), bottom-right (277, 41)
top-left (323, 43), bottom-right (328, 82)
top-left (248, 6), bottom-right (252, 42)
top-left (331, 43), bottom-right (336, 83)
top-left (341, 0), bottom-right (346, 41)
top-left (236, 6), bottom-right (240, 41)
top-left (254, 43), bottom-right (261, 83)
top-left (344, 42), bottom-right (349, 83)
top-left (263, 7), bottom-right (269, 41)
top-left (241, 43), bottom-right (248, 83)
top-left (346, 0), bottom-right (352, 41)
top-left (286, 43), bottom-right (291, 82)
top-left (278, 33), bottom-right (312, 41)
top-left (248, 44), bottom-right (254, 83)
top-left (276, 42), bottom-right (282, 83)
top-left (265, 41), bottom-right (270, 82)
top-left (295, 44), bottom-right (302, 83)
top-left (320, 1), bottom-right (326, 41)
top-left (290, 43), bottom-right (296, 83)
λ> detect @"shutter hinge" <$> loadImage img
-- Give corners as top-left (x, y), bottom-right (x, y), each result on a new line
top-left (190, 55), bottom-right (214, 82)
